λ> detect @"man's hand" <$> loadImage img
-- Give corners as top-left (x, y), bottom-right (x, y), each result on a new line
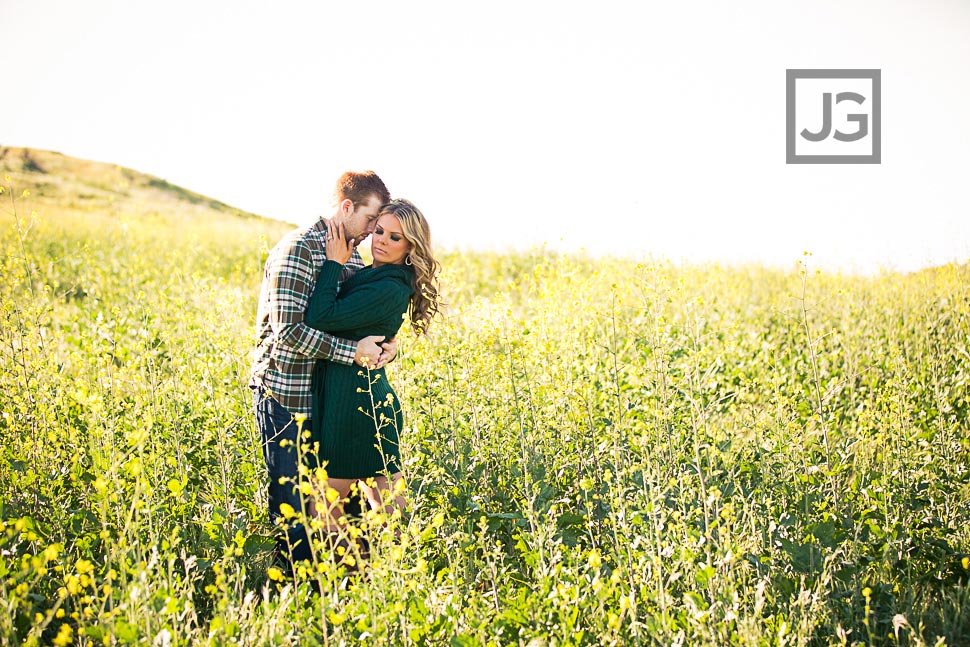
top-left (325, 219), bottom-right (354, 265)
top-left (354, 335), bottom-right (385, 368)
top-left (373, 337), bottom-right (398, 369)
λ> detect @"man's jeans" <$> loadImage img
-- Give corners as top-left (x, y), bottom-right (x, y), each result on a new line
top-left (253, 387), bottom-right (313, 564)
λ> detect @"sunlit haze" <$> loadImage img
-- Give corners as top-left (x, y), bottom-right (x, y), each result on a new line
top-left (2, 0), bottom-right (968, 273)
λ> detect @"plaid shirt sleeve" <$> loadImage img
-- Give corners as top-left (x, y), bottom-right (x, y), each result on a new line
top-left (266, 237), bottom-right (357, 365)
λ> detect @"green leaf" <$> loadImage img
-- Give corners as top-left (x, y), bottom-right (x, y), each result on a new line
top-left (451, 635), bottom-right (481, 647)
top-left (243, 533), bottom-right (276, 556)
top-left (114, 620), bottom-right (138, 643)
top-left (84, 626), bottom-right (106, 641)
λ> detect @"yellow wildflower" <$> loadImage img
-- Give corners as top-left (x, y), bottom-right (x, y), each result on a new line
top-left (52, 624), bottom-right (73, 646)
top-left (267, 567), bottom-right (285, 582)
top-left (75, 559), bottom-right (94, 575)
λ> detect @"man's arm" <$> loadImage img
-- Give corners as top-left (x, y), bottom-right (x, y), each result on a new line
top-left (265, 238), bottom-right (358, 364)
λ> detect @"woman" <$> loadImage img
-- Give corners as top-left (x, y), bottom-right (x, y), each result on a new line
top-left (304, 199), bottom-right (440, 530)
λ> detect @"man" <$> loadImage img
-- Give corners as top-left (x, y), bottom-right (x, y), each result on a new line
top-left (250, 170), bottom-right (394, 569)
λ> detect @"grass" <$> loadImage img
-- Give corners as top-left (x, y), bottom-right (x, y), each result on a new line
top-left (1, 147), bottom-right (968, 646)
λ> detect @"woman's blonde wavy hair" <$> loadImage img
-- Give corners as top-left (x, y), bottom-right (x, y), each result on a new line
top-left (379, 199), bottom-right (441, 335)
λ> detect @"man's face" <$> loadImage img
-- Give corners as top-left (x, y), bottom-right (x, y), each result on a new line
top-left (341, 195), bottom-right (383, 246)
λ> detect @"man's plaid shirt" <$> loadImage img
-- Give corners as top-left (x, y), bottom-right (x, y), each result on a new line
top-left (249, 218), bottom-right (364, 416)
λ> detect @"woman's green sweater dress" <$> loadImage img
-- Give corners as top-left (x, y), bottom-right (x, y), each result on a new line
top-left (305, 260), bottom-right (413, 479)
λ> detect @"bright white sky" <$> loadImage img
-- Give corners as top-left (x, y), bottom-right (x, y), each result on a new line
top-left (2, 0), bottom-right (968, 273)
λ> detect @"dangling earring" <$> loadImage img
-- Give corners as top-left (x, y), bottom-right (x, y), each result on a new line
top-left (405, 254), bottom-right (413, 266)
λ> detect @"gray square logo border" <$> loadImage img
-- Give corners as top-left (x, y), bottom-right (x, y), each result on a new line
top-left (786, 69), bottom-right (881, 164)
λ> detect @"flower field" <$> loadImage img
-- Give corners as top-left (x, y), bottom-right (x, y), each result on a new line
top-left (1, 148), bottom-right (968, 646)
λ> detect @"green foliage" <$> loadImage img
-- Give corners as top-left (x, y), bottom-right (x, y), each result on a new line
top-left (1, 151), bottom-right (968, 646)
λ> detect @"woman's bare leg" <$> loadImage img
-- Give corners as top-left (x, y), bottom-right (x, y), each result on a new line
top-left (311, 477), bottom-right (355, 532)
top-left (359, 472), bottom-right (407, 522)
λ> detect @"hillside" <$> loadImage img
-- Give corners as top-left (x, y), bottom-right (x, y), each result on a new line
top-left (0, 146), bottom-right (268, 223)
top-left (0, 146), bottom-right (291, 306)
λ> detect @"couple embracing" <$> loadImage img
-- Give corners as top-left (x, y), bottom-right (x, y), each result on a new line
top-left (249, 171), bottom-right (440, 572)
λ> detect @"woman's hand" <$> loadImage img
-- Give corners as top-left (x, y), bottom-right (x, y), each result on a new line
top-left (373, 337), bottom-right (398, 368)
top-left (354, 335), bottom-right (385, 367)
top-left (325, 219), bottom-right (353, 265)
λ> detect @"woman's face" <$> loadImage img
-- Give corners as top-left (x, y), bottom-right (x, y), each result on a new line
top-left (371, 213), bottom-right (412, 266)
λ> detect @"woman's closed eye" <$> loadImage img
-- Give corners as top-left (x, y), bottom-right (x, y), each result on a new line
top-left (375, 226), bottom-right (402, 241)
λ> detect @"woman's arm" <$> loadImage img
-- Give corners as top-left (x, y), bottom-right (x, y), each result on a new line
top-left (306, 261), bottom-right (409, 333)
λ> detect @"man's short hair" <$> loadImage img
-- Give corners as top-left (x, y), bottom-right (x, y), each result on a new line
top-left (334, 171), bottom-right (390, 207)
